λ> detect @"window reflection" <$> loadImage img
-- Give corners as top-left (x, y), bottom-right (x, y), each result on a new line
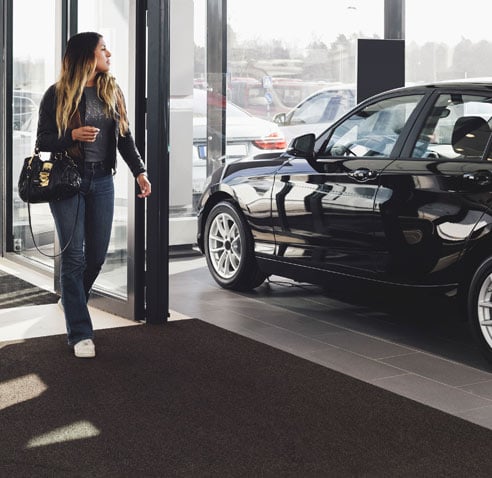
top-left (406, 0), bottom-right (492, 82)
top-left (190, 1), bottom-right (384, 205)
top-left (78, 0), bottom-right (136, 299)
top-left (12, 0), bottom-right (57, 264)
top-left (227, 0), bottom-right (383, 123)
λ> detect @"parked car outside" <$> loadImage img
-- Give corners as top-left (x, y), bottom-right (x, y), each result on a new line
top-left (271, 78), bottom-right (332, 108)
top-left (196, 80), bottom-right (492, 362)
top-left (13, 93), bottom-right (38, 131)
top-left (227, 76), bottom-right (289, 120)
top-left (192, 88), bottom-right (287, 194)
top-left (273, 85), bottom-right (355, 145)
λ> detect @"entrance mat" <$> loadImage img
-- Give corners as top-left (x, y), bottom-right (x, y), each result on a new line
top-left (0, 270), bottom-right (58, 309)
top-left (1, 319), bottom-right (492, 477)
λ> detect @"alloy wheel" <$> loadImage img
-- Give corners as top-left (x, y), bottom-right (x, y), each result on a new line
top-left (477, 273), bottom-right (492, 349)
top-left (208, 211), bottom-right (242, 279)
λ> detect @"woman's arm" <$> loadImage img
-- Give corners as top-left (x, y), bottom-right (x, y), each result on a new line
top-left (117, 130), bottom-right (147, 177)
top-left (36, 85), bottom-right (75, 152)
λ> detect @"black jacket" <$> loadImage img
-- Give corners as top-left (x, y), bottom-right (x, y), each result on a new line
top-left (36, 84), bottom-right (146, 178)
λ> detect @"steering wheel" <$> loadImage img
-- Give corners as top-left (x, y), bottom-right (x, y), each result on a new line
top-left (330, 143), bottom-right (356, 156)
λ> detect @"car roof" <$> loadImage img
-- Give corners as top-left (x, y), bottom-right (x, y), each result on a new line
top-left (384, 79), bottom-right (492, 94)
top-left (356, 79), bottom-right (492, 106)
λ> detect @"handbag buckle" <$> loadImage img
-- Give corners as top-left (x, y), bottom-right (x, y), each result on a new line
top-left (38, 161), bottom-right (53, 187)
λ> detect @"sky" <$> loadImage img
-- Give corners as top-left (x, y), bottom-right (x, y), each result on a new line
top-left (405, 0), bottom-right (492, 45)
top-left (225, 0), bottom-right (383, 47)
top-left (196, 0), bottom-right (492, 49)
top-left (13, 0), bottom-right (492, 59)
top-left (13, 0), bottom-right (57, 58)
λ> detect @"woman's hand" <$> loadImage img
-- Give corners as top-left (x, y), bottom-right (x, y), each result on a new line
top-left (72, 126), bottom-right (100, 142)
top-left (136, 173), bottom-right (151, 198)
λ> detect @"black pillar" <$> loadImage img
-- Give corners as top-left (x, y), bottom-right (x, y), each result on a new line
top-left (146, 0), bottom-right (170, 324)
top-left (356, 0), bottom-right (405, 103)
top-left (55, 0), bottom-right (78, 291)
top-left (133, 0), bottom-right (148, 323)
top-left (384, 0), bottom-right (405, 40)
top-left (0, 0), bottom-right (5, 255)
top-left (62, 0), bottom-right (78, 46)
top-left (2, 0), bottom-right (12, 254)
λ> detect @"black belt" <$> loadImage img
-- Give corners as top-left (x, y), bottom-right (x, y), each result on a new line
top-left (84, 161), bottom-right (107, 169)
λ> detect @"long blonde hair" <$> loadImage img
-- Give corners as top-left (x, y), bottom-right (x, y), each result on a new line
top-left (55, 32), bottom-right (129, 138)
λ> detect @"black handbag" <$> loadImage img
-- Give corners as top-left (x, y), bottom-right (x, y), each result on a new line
top-left (18, 149), bottom-right (81, 203)
top-left (18, 149), bottom-right (82, 257)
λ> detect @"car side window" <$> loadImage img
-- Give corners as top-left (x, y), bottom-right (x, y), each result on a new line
top-left (318, 95), bottom-right (423, 158)
top-left (410, 93), bottom-right (492, 160)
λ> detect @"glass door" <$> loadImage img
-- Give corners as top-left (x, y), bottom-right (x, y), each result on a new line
top-left (77, 0), bottom-right (139, 317)
top-left (11, 0), bottom-right (59, 267)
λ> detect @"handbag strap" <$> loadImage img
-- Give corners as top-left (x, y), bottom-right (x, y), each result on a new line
top-left (26, 191), bottom-right (81, 259)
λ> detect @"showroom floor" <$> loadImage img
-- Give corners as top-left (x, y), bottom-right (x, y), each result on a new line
top-left (3, 255), bottom-right (492, 432)
top-left (169, 256), bottom-right (492, 432)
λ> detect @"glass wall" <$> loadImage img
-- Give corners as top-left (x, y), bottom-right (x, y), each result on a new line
top-left (78, 0), bottom-right (137, 299)
top-left (168, 0), bottom-right (205, 250)
top-left (186, 0), bottom-right (385, 237)
top-left (226, 0), bottom-right (384, 145)
top-left (406, 0), bottom-right (492, 83)
top-left (11, 0), bottom-right (58, 266)
top-left (9, 0), bottom-right (137, 306)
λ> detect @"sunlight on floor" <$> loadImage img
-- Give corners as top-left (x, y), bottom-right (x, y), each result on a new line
top-left (0, 374), bottom-right (47, 411)
top-left (26, 421), bottom-right (101, 448)
top-left (0, 256), bottom-right (197, 343)
top-left (0, 302), bottom-right (138, 342)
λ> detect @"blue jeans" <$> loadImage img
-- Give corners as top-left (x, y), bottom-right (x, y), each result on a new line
top-left (50, 162), bottom-right (114, 345)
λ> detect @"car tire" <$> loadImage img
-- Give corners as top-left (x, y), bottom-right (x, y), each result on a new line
top-left (204, 201), bottom-right (267, 291)
top-left (468, 256), bottom-right (492, 363)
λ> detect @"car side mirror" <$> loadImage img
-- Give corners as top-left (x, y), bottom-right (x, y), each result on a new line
top-left (273, 112), bottom-right (286, 125)
top-left (288, 133), bottom-right (316, 158)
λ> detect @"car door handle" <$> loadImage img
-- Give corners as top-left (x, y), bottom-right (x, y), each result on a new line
top-left (348, 168), bottom-right (378, 182)
top-left (463, 170), bottom-right (492, 186)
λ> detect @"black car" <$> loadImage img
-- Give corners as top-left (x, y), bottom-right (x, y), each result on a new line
top-left (196, 81), bottom-right (492, 362)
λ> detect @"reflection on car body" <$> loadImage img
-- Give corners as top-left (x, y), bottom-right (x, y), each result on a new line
top-left (197, 80), bottom-right (492, 363)
top-left (192, 88), bottom-right (286, 194)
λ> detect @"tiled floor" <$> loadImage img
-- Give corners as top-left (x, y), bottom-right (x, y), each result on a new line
top-left (3, 255), bottom-right (492, 432)
top-left (169, 257), bottom-right (492, 431)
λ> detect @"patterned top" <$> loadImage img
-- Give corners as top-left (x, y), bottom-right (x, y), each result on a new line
top-left (83, 86), bottom-right (114, 163)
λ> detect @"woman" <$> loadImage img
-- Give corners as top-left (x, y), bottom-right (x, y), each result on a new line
top-left (36, 32), bottom-right (151, 358)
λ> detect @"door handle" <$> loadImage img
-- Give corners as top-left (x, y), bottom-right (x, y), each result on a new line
top-left (348, 168), bottom-right (378, 182)
top-left (463, 170), bottom-right (492, 186)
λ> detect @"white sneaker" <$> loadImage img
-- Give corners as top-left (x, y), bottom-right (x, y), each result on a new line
top-left (74, 339), bottom-right (96, 358)
top-left (58, 298), bottom-right (63, 311)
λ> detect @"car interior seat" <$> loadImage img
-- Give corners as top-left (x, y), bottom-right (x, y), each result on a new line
top-left (451, 116), bottom-right (491, 157)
